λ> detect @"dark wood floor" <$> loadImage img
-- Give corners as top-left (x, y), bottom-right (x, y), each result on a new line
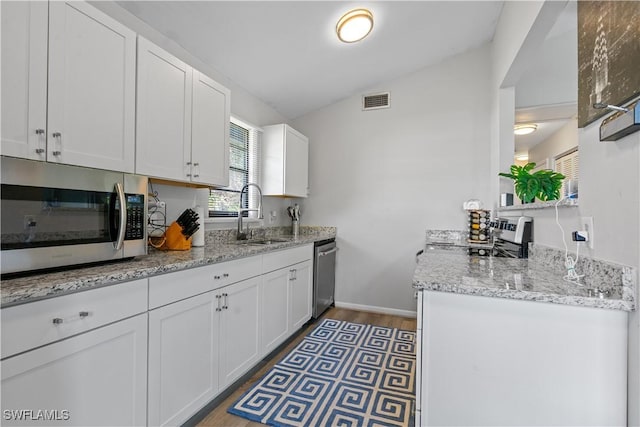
top-left (196, 307), bottom-right (417, 427)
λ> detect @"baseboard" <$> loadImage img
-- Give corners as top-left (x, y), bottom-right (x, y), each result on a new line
top-left (334, 301), bottom-right (417, 318)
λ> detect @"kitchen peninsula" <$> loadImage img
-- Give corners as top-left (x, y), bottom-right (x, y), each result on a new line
top-left (413, 239), bottom-right (636, 426)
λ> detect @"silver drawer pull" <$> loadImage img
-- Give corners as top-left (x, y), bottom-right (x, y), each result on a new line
top-left (52, 318), bottom-right (63, 325)
top-left (216, 294), bottom-right (222, 311)
top-left (223, 273), bottom-right (229, 278)
top-left (79, 311), bottom-right (90, 318)
top-left (222, 293), bottom-right (228, 310)
top-left (214, 275), bottom-right (221, 280)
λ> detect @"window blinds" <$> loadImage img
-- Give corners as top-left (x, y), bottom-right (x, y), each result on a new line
top-left (209, 119), bottom-right (262, 218)
top-left (555, 149), bottom-right (579, 197)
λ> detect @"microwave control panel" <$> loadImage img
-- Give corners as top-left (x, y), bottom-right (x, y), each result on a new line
top-left (125, 194), bottom-right (145, 240)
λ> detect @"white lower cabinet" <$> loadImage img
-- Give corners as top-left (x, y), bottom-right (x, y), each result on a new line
top-left (218, 277), bottom-right (262, 387)
top-left (261, 268), bottom-right (291, 355)
top-left (289, 260), bottom-right (312, 331)
top-left (148, 292), bottom-right (220, 427)
top-left (148, 273), bottom-right (262, 426)
top-left (1, 314), bottom-right (148, 427)
top-left (261, 247), bottom-right (313, 355)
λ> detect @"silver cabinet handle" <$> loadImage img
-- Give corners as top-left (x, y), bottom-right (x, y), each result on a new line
top-left (186, 161), bottom-right (192, 177)
top-left (222, 293), bottom-right (228, 310)
top-left (79, 311), bottom-right (90, 318)
top-left (289, 269), bottom-right (296, 281)
top-left (35, 129), bottom-right (45, 154)
top-left (215, 294), bottom-right (222, 312)
top-left (223, 273), bottom-right (229, 278)
top-left (113, 182), bottom-right (127, 250)
top-left (51, 132), bottom-right (62, 156)
top-left (214, 275), bottom-right (221, 280)
top-left (52, 318), bottom-right (63, 325)
top-left (193, 162), bottom-right (200, 178)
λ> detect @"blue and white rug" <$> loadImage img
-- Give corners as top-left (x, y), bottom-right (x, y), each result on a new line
top-left (228, 318), bottom-right (416, 427)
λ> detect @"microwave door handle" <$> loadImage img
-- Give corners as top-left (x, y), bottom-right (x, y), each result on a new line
top-left (114, 182), bottom-right (127, 250)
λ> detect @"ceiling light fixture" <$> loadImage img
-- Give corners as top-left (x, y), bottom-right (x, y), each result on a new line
top-left (514, 124), bottom-right (538, 136)
top-left (516, 154), bottom-right (529, 161)
top-left (336, 8), bottom-right (373, 43)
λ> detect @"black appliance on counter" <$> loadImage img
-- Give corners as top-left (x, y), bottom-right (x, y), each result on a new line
top-left (490, 216), bottom-right (533, 258)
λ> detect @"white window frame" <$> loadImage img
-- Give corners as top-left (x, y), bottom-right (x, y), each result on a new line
top-left (208, 116), bottom-right (262, 223)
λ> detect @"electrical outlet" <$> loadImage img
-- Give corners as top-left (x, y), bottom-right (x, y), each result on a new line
top-left (581, 216), bottom-right (594, 249)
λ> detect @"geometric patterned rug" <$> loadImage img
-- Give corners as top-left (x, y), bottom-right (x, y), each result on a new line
top-left (228, 318), bottom-right (416, 427)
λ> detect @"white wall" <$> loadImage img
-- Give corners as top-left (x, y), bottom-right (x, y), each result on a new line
top-left (292, 45), bottom-right (492, 314)
top-left (529, 118), bottom-right (578, 166)
top-left (90, 1), bottom-right (292, 229)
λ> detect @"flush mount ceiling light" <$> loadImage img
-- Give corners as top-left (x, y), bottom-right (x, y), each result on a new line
top-left (516, 154), bottom-right (529, 161)
top-left (336, 8), bottom-right (373, 43)
top-left (514, 124), bottom-right (538, 136)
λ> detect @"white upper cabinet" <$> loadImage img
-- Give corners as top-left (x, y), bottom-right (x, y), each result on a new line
top-left (136, 36), bottom-right (192, 182)
top-left (47, 1), bottom-right (136, 172)
top-left (262, 124), bottom-right (309, 197)
top-left (191, 70), bottom-right (230, 187)
top-left (1, 1), bottom-right (136, 173)
top-left (1, 1), bottom-right (48, 161)
top-left (136, 38), bottom-right (230, 187)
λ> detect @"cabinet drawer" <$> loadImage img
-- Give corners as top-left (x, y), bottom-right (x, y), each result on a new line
top-left (149, 256), bottom-right (262, 309)
top-left (262, 244), bottom-right (313, 274)
top-left (1, 279), bottom-right (148, 359)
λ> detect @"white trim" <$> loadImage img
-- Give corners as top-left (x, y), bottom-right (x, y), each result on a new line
top-left (230, 114), bottom-right (263, 133)
top-left (334, 301), bottom-right (417, 318)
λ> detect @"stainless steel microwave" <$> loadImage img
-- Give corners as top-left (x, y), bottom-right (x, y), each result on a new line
top-left (1, 157), bottom-right (147, 275)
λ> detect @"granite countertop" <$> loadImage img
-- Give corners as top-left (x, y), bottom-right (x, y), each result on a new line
top-left (413, 246), bottom-right (636, 312)
top-left (1, 227), bottom-right (336, 308)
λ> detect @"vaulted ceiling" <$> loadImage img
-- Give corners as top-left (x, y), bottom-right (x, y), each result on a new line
top-left (116, 1), bottom-right (504, 119)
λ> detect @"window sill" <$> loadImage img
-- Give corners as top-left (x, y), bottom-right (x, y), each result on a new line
top-left (498, 198), bottom-right (578, 211)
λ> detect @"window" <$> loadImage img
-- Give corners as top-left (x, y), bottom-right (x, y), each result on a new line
top-left (209, 118), bottom-right (261, 218)
top-left (555, 148), bottom-right (579, 196)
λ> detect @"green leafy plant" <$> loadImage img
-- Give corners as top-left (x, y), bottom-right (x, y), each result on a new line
top-left (499, 162), bottom-right (565, 203)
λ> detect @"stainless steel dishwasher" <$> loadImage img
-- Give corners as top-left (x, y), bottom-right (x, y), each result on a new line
top-left (313, 239), bottom-right (337, 318)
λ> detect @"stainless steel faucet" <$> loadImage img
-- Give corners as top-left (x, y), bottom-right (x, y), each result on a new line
top-left (237, 183), bottom-right (263, 240)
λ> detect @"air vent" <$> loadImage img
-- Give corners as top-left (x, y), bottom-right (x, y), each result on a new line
top-left (362, 92), bottom-right (390, 110)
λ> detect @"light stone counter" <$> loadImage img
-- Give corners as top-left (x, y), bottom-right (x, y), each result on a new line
top-left (1, 226), bottom-right (336, 308)
top-left (413, 245), bottom-right (636, 311)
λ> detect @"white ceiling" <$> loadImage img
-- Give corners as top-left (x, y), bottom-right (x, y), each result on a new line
top-left (116, 1), bottom-right (504, 120)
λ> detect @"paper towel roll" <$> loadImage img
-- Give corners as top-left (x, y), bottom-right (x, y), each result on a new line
top-left (192, 206), bottom-right (205, 247)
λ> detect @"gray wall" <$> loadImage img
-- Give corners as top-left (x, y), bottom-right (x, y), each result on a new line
top-left (292, 45), bottom-right (493, 315)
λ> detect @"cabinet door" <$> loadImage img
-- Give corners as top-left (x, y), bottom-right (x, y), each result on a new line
top-left (48, 1), bottom-right (136, 172)
top-left (284, 126), bottom-right (309, 197)
top-left (136, 37), bottom-right (192, 181)
top-left (261, 268), bottom-right (290, 355)
top-left (1, 314), bottom-right (147, 427)
top-left (219, 276), bottom-right (261, 387)
top-left (0, 1), bottom-right (48, 160)
top-left (290, 260), bottom-right (312, 330)
top-left (191, 70), bottom-right (230, 187)
top-left (148, 292), bottom-right (220, 427)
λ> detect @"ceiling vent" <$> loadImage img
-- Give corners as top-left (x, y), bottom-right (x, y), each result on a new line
top-left (362, 92), bottom-right (390, 111)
